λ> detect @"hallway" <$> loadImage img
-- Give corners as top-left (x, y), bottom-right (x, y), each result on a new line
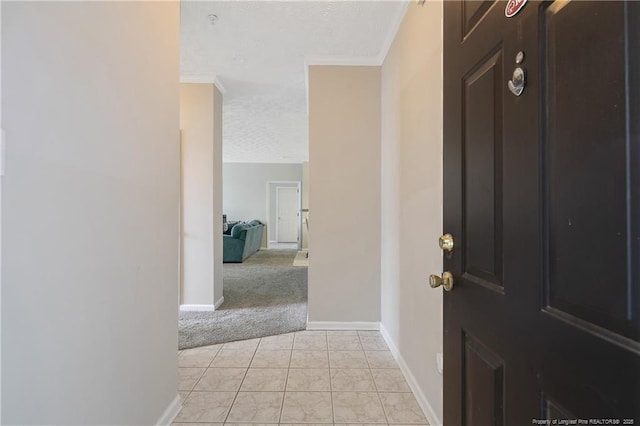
top-left (1, 1), bottom-right (445, 423)
top-left (175, 330), bottom-right (428, 424)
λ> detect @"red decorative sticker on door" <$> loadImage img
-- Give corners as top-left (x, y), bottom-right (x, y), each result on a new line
top-left (505, 0), bottom-right (528, 18)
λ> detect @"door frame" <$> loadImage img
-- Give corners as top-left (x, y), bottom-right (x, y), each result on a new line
top-left (178, 130), bottom-right (184, 304)
top-left (266, 180), bottom-right (301, 249)
top-left (275, 186), bottom-right (299, 243)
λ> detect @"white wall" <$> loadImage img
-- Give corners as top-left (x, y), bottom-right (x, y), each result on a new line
top-left (1, 2), bottom-right (180, 424)
top-left (380, 2), bottom-right (444, 424)
top-left (213, 87), bottom-right (224, 307)
top-left (223, 162), bottom-right (302, 246)
top-left (180, 83), bottom-right (224, 308)
top-left (0, 2), bottom-right (4, 421)
top-left (308, 66), bottom-right (381, 324)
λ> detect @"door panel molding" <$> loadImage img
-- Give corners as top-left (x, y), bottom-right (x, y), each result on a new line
top-left (540, 392), bottom-right (575, 421)
top-left (462, 330), bottom-right (505, 426)
top-left (462, 0), bottom-right (498, 40)
top-left (540, 0), bottom-right (639, 341)
top-left (542, 307), bottom-right (640, 356)
top-left (462, 45), bottom-right (504, 290)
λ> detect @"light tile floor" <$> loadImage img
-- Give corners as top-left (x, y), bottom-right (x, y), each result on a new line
top-left (174, 330), bottom-right (429, 425)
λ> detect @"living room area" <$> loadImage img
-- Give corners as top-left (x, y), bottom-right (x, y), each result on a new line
top-left (178, 97), bottom-right (310, 348)
top-left (222, 162), bottom-right (309, 259)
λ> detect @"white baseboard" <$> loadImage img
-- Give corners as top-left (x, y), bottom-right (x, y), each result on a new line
top-left (179, 304), bottom-right (215, 311)
top-left (156, 393), bottom-right (182, 426)
top-left (214, 296), bottom-right (225, 310)
top-left (380, 324), bottom-right (442, 426)
top-left (306, 321), bottom-right (380, 331)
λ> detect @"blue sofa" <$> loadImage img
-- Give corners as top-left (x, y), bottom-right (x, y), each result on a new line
top-left (223, 220), bottom-right (264, 263)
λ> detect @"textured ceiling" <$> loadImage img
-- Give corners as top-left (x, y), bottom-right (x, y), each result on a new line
top-left (181, 1), bottom-right (407, 163)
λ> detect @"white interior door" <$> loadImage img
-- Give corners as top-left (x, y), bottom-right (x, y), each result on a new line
top-left (276, 187), bottom-right (298, 243)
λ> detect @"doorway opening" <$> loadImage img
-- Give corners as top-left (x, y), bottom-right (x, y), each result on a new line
top-left (266, 181), bottom-right (301, 250)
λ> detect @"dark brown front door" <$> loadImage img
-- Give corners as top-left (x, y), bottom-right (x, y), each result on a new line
top-left (443, 1), bottom-right (639, 424)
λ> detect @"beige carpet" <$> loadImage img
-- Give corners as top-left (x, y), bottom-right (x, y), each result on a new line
top-left (179, 249), bottom-right (307, 349)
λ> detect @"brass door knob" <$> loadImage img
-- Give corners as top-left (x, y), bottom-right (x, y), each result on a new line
top-left (439, 234), bottom-right (454, 252)
top-left (429, 271), bottom-right (454, 291)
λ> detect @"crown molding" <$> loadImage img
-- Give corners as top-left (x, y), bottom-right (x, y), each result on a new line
top-left (304, 55), bottom-right (382, 67)
top-left (303, 1), bottom-right (408, 115)
top-left (377, 0), bottom-right (410, 65)
top-left (179, 75), bottom-right (227, 95)
top-left (303, 1), bottom-right (408, 69)
top-left (213, 77), bottom-right (227, 95)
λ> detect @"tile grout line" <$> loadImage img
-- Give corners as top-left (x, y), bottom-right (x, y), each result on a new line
top-left (222, 339), bottom-right (260, 424)
top-left (181, 331), bottom-right (408, 424)
top-left (276, 338), bottom-right (294, 423)
top-left (331, 332), bottom-right (339, 418)
top-left (179, 345), bottom-right (221, 397)
top-left (360, 330), bottom-right (391, 425)
top-left (177, 345), bottom-right (223, 416)
top-left (324, 331), bottom-right (335, 424)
